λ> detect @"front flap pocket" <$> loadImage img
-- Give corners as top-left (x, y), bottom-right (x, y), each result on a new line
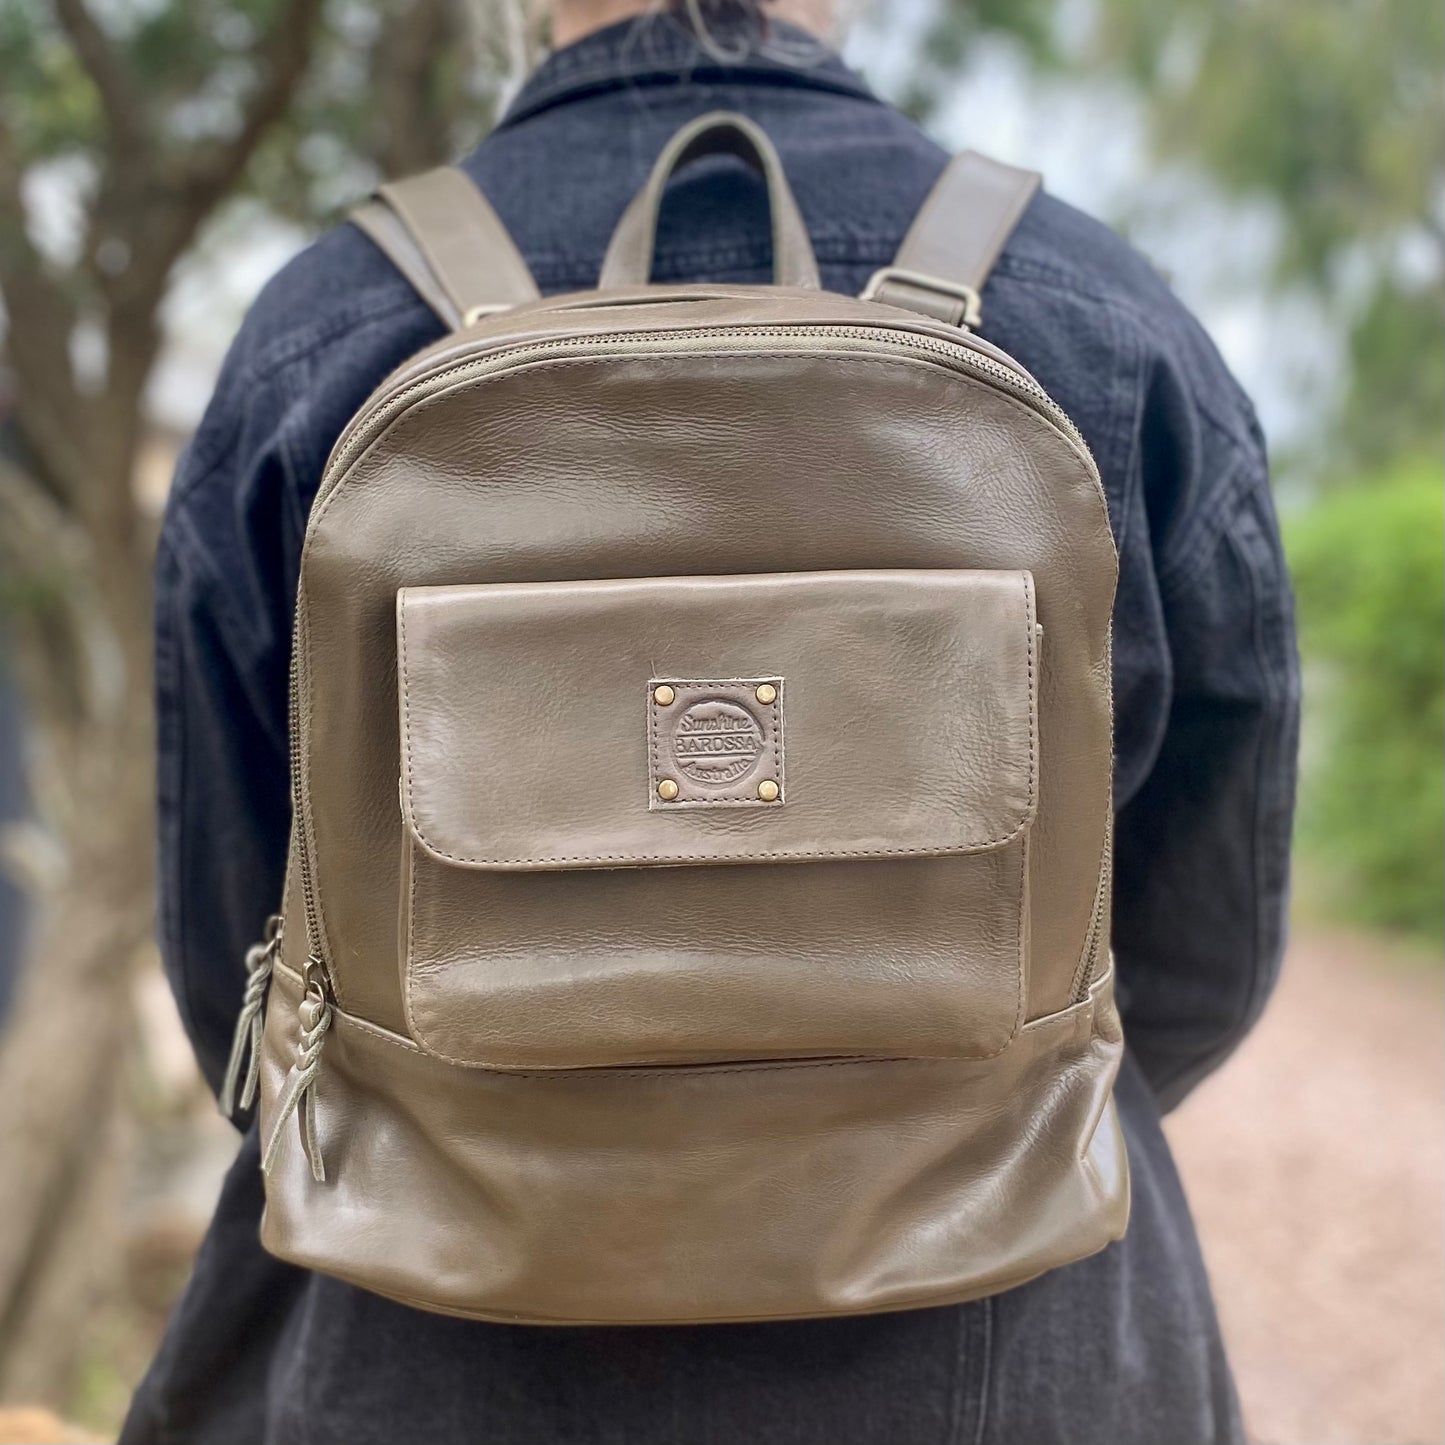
top-left (398, 569), bottom-right (1037, 1069)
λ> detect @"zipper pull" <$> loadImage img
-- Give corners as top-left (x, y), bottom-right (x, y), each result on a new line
top-left (262, 954), bottom-right (333, 1183)
top-left (218, 915), bottom-right (281, 1118)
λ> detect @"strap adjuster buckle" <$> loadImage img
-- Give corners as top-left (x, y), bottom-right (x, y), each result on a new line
top-left (461, 302), bottom-right (513, 326)
top-left (860, 266), bottom-right (983, 329)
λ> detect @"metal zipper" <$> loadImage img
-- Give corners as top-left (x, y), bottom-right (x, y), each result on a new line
top-left (318, 323), bottom-right (1091, 516)
top-left (287, 608), bottom-right (327, 982)
top-left (288, 321), bottom-right (1099, 987)
top-left (322, 315), bottom-right (1053, 465)
top-left (1071, 822), bottom-right (1114, 1003)
top-left (275, 602), bottom-right (335, 1181)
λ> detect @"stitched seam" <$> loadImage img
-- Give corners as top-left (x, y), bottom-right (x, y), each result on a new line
top-left (310, 1260), bottom-right (1068, 1329)
top-left (163, 512), bottom-right (290, 760)
top-left (987, 256), bottom-right (1156, 319)
top-left (999, 271), bottom-right (1260, 450)
top-left (276, 953), bottom-right (1107, 1070)
top-left (1103, 296), bottom-right (1143, 556)
top-left (169, 290), bottom-right (421, 506)
top-left (498, 61), bottom-right (879, 131)
top-left (405, 833), bottom-right (424, 1051)
top-left (1150, 500), bottom-right (1291, 1101)
top-left (1070, 801), bottom-right (1112, 1003)
top-left (944, 1298), bottom-right (966, 1445)
top-left (400, 599), bottom-right (427, 1054)
top-left (1007, 830), bottom-right (1029, 1046)
top-left (648, 675), bottom-right (662, 805)
top-left (973, 1296), bottom-right (994, 1445)
top-left (502, 236), bottom-right (906, 291)
top-left (984, 270), bottom-right (1260, 456)
top-left (1004, 571), bottom-right (1036, 1045)
top-left (1233, 504), bottom-right (1283, 1048)
top-left (973, 192), bottom-right (1032, 292)
top-left (153, 543), bottom-right (203, 1095)
top-left (1024, 570), bottom-right (1037, 843)
top-left (407, 826), bottom-right (1030, 872)
top-left (1072, 631), bottom-right (1117, 1003)
top-left (1153, 441), bottom-right (1259, 593)
top-left (277, 383), bottom-right (314, 544)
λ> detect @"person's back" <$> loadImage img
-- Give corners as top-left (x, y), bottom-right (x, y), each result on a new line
top-left (128, 6), bottom-right (1298, 1442)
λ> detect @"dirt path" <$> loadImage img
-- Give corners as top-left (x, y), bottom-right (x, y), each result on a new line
top-left (1165, 931), bottom-right (1445, 1445)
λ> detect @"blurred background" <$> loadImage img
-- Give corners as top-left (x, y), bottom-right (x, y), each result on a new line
top-left (0, 0), bottom-right (1440, 1440)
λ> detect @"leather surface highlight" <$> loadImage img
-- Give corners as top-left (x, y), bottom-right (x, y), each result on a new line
top-left (260, 963), bottom-right (1127, 1324)
top-left (403, 829), bottom-right (1029, 1069)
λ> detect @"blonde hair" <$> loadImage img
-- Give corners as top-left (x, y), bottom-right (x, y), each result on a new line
top-left (668, 0), bottom-right (830, 64)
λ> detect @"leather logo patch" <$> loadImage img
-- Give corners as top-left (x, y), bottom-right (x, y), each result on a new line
top-left (649, 678), bottom-right (784, 807)
top-left (675, 700), bottom-right (763, 784)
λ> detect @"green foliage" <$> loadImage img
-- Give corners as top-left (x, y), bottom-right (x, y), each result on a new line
top-left (1084, 0), bottom-right (1442, 282)
top-left (256, 0), bottom-right (509, 222)
top-left (917, 0), bottom-right (1444, 473)
top-left (1082, 0), bottom-right (1444, 475)
top-left (0, 14), bottom-right (90, 155)
top-left (919, 0), bottom-right (1443, 261)
top-left (1287, 459), bottom-right (1445, 936)
top-left (0, 0), bottom-right (502, 228)
top-left (895, 0), bottom-right (1061, 123)
top-left (1339, 276), bottom-right (1445, 475)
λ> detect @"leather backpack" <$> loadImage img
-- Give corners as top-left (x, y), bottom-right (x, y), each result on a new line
top-left (222, 112), bottom-right (1128, 1324)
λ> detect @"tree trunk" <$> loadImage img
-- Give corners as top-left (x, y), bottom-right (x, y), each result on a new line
top-left (0, 896), bottom-right (135, 1404)
top-left (0, 712), bottom-right (152, 1403)
top-left (0, 419), bottom-right (156, 1405)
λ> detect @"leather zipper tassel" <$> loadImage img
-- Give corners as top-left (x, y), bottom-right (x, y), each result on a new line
top-left (218, 915), bottom-right (282, 1117)
top-left (262, 957), bottom-right (333, 1183)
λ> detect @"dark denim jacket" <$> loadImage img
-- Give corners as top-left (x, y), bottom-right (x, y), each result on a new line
top-left (132, 18), bottom-right (1297, 1445)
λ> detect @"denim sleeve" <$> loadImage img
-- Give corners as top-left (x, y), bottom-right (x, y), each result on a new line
top-left (154, 394), bottom-right (298, 1101)
top-left (1112, 405), bottom-right (1301, 1112)
top-left (152, 232), bottom-right (437, 1102)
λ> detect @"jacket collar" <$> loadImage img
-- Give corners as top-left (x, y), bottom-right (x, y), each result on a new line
top-left (498, 15), bottom-right (878, 128)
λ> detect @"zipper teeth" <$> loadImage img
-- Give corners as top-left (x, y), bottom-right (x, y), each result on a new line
top-left (1071, 833), bottom-right (1112, 1003)
top-left (372, 320), bottom-right (1048, 415)
top-left (290, 322), bottom-right (1095, 981)
top-left (287, 611), bottom-right (326, 974)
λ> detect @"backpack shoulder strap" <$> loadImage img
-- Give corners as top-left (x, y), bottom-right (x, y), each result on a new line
top-left (862, 151), bottom-right (1041, 329)
top-left (350, 167), bottom-right (540, 331)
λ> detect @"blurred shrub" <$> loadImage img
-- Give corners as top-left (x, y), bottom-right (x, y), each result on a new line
top-left (1287, 459), bottom-right (1444, 938)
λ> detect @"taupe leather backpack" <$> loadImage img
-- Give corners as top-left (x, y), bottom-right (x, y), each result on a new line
top-left (222, 112), bottom-right (1128, 1325)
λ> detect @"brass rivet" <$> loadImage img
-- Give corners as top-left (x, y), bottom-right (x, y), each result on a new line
top-left (757, 779), bottom-right (780, 802)
top-left (657, 778), bottom-right (680, 801)
top-left (755, 683), bottom-right (777, 705)
top-left (653, 684), bottom-right (676, 706)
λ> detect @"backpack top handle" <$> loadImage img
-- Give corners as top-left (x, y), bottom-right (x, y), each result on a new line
top-left (599, 111), bottom-right (821, 291)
